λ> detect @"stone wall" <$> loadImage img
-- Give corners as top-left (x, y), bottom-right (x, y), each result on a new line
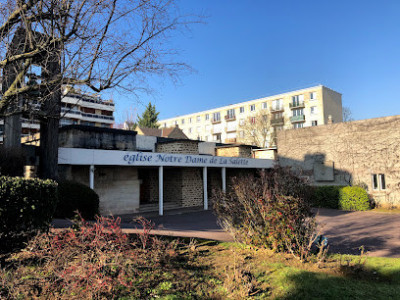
top-left (216, 145), bottom-right (252, 158)
top-left (156, 140), bottom-right (199, 154)
top-left (277, 115), bottom-right (400, 207)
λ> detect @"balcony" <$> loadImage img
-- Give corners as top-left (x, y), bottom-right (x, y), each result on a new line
top-left (270, 118), bottom-right (284, 125)
top-left (270, 106), bottom-right (284, 113)
top-left (211, 118), bottom-right (221, 124)
top-left (224, 115), bottom-right (236, 121)
top-left (289, 102), bottom-right (305, 109)
top-left (290, 115), bottom-right (305, 123)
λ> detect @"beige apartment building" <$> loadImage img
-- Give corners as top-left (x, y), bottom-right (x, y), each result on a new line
top-left (159, 85), bottom-right (342, 146)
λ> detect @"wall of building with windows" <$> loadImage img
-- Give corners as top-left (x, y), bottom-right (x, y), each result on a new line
top-left (277, 115), bottom-right (400, 208)
top-left (159, 85), bottom-right (342, 146)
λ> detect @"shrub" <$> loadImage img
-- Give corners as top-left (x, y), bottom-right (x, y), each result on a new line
top-left (0, 146), bottom-right (26, 176)
top-left (0, 216), bottom-right (180, 299)
top-left (212, 167), bottom-right (317, 261)
top-left (0, 176), bottom-right (58, 253)
top-left (55, 180), bottom-right (99, 220)
top-left (312, 186), bottom-right (343, 209)
top-left (339, 186), bottom-right (370, 211)
top-left (311, 185), bottom-right (371, 211)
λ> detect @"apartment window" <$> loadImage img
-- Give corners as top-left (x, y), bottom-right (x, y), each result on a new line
top-left (197, 115), bottom-right (201, 122)
top-left (163, 123), bottom-right (166, 128)
top-left (174, 120), bottom-right (178, 125)
top-left (250, 117), bottom-right (256, 124)
top-left (312, 120), bottom-right (318, 126)
top-left (293, 108), bottom-right (304, 116)
top-left (275, 125), bottom-right (283, 131)
top-left (205, 114), bottom-right (209, 121)
top-left (292, 94), bottom-right (304, 106)
top-left (310, 92), bottom-right (316, 100)
top-left (262, 102), bottom-right (267, 109)
top-left (212, 112), bottom-right (221, 122)
top-left (189, 117), bottom-right (192, 124)
top-left (250, 104), bottom-right (256, 112)
top-left (227, 108), bottom-right (235, 119)
top-left (262, 115), bottom-right (268, 122)
top-left (213, 133), bottom-right (221, 141)
top-left (181, 119), bottom-right (185, 125)
top-left (274, 112), bottom-right (283, 119)
top-left (310, 106), bottom-right (318, 114)
top-left (293, 123), bottom-right (303, 129)
top-left (239, 131), bottom-right (244, 138)
top-left (272, 99), bottom-right (283, 110)
top-left (197, 126), bottom-right (201, 132)
top-left (239, 106), bottom-right (245, 114)
top-left (189, 128), bottom-right (192, 133)
top-left (239, 118), bottom-right (245, 126)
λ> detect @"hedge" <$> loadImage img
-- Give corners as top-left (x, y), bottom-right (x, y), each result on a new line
top-left (312, 185), bottom-right (370, 211)
top-left (55, 180), bottom-right (99, 220)
top-left (0, 176), bottom-right (58, 253)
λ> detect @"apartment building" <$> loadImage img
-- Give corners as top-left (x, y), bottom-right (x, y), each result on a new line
top-left (159, 85), bottom-right (342, 146)
top-left (0, 87), bottom-right (115, 143)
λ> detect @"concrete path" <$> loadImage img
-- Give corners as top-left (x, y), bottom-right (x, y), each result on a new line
top-left (52, 208), bottom-right (400, 258)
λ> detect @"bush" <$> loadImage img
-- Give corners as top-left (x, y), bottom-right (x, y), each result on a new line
top-left (0, 176), bottom-right (58, 253)
top-left (55, 180), bottom-right (99, 220)
top-left (311, 185), bottom-right (371, 211)
top-left (339, 186), bottom-right (370, 211)
top-left (0, 216), bottom-right (180, 299)
top-left (312, 186), bottom-right (343, 209)
top-left (212, 167), bottom-right (317, 261)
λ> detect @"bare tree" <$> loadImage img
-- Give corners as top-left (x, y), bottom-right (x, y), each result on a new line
top-left (123, 106), bottom-right (137, 130)
top-left (237, 111), bottom-right (272, 147)
top-left (0, 0), bottom-right (198, 179)
top-left (342, 106), bottom-right (353, 122)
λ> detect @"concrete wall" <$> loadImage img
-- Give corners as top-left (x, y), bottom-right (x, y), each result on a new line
top-left (322, 86), bottom-right (343, 124)
top-left (277, 115), bottom-right (400, 207)
top-left (59, 125), bottom-right (136, 150)
top-left (136, 135), bottom-right (157, 151)
top-left (253, 149), bottom-right (277, 160)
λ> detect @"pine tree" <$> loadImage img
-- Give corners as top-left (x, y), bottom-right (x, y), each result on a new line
top-left (137, 102), bottom-right (160, 128)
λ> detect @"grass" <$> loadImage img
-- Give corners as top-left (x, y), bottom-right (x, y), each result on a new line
top-left (1, 234), bottom-right (400, 299)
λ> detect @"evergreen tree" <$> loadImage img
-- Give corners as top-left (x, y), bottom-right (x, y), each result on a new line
top-left (137, 102), bottom-right (160, 128)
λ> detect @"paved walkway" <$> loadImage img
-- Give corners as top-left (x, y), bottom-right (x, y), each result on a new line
top-left (52, 208), bottom-right (400, 257)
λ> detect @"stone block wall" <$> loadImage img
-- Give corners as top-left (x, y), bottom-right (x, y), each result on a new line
top-left (277, 115), bottom-right (400, 207)
top-left (156, 140), bottom-right (199, 154)
top-left (181, 168), bottom-right (203, 207)
top-left (216, 145), bottom-right (252, 158)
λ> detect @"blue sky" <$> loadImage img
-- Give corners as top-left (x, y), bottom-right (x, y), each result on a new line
top-left (113, 0), bottom-right (400, 123)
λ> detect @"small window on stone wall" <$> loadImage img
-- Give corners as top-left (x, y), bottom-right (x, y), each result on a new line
top-left (379, 174), bottom-right (386, 190)
top-left (372, 173), bottom-right (386, 190)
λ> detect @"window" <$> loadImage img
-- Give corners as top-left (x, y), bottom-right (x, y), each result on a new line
top-left (312, 120), bottom-right (318, 126)
top-left (197, 115), bottom-right (201, 122)
top-left (310, 106), bottom-right (318, 114)
top-left (205, 125), bottom-right (211, 131)
top-left (163, 123), bottom-right (166, 128)
top-left (189, 128), bottom-right (192, 133)
top-left (189, 117), bottom-right (192, 124)
top-left (292, 94), bottom-right (304, 106)
top-left (197, 126), bottom-right (201, 132)
top-left (310, 92), bottom-right (316, 100)
top-left (181, 119), bottom-right (185, 124)
top-left (212, 112), bottom-right (221, 122)
top-left (239, 107), bottom-right (245, 114)
top-left (380, 174), bottom-right (386, 190)
top-left (239, 131), bottom-right (244, 138)
top-left (174, 120), bottom-right (178, 125)
top-left (293, 123), bottom-right (303, 129)
top-left (205, 114), bottom-right (209, 120)
top-left (293, 108), bottom-right (304, 116)
top-left (372, 174), bottom-right (379, 190)
top-left (274, 112), bottom-right (283, 119)
top-left (239, 118), bottom-right (245, 126)
top-left (372, 174), bottom-right (386, 190)
top-left (250, 104), bottom-right (256, 112)
top-left (227, 108), bottom-right (235, 119)
top-left (272, 99), bottom-right (283, 110)
top-left (250, 117), bottom-right (256, 124)
top-left (213, 133), bottom-right (221, 141)
top-left (262, 102), bottom-right (267, 109)
top-left (275, 125), bottom-right (283, 131)
top-left (262, 115), bottom-right (268, 122)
